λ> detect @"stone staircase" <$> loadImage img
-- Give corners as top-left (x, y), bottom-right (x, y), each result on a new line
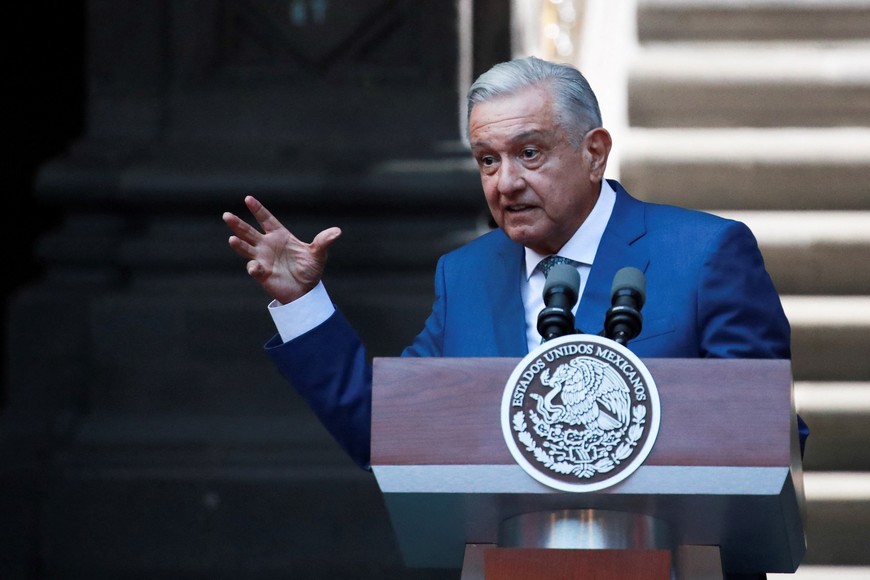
top-left (621, 0), bottom-right (870, 577)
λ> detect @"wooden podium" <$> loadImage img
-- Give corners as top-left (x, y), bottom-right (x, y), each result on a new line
top-left (371, 357), bottom-right (806, 579)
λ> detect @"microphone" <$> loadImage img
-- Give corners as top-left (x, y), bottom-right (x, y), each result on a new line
top-left (604, 267), bottom-right (646, 346)
top-left (537, 263), bottom-right (581, 342)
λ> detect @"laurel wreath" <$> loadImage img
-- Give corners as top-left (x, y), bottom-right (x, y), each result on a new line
top-left (513, 405), bottom-right (647, 479)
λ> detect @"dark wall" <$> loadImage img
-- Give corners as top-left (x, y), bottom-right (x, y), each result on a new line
top-left (5, 1), bottom-right (85, 407)
top-left (2, 2), bottom-right (509, 578)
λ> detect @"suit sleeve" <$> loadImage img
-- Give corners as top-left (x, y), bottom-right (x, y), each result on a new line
top-left (697, 220), bottom-right (791, 359)
top-left (265, 309), bottom-right (373, 470)
top-left (698, 220), bottom-right (809, 455)
top-left (263, 257), bottom-right (450, 470)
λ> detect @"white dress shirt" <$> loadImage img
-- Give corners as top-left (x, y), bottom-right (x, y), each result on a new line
top-left (520, 180), bottom-right (615, 350)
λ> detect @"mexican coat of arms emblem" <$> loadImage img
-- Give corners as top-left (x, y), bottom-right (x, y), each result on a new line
top-left (501, 334), bottom-right (661, 492)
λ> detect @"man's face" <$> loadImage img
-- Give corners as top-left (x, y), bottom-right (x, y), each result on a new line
top-left (469, 86), bottom-right (608, 256)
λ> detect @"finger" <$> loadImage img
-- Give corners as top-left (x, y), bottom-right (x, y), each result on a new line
top-left (227, 235), bottom-right (256, 260)
top-left (245, 195), bottom-right (286, 234)
top-left (223, 211), bottom-right (263, 246)
top-left (246, 259), bottom-right (267, 281)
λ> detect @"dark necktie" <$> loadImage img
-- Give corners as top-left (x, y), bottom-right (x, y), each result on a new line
top-left (537, 255), bottom-right (581, 278)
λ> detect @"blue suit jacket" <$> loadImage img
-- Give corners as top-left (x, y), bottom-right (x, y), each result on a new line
top-left (267, 181), bottom-right (804, 469)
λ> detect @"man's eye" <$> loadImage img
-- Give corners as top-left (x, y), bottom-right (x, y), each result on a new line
top-left (521, 148), bottom-right (539, 160)
top-left (480, 156), bottom-right (496, 167)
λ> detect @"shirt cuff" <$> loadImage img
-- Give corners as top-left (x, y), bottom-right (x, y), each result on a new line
top-left (268, 281), bottom-right (335, 343)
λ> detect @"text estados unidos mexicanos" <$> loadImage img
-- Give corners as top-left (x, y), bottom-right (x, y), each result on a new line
top-left (512, 343), bottom-right (647, 407)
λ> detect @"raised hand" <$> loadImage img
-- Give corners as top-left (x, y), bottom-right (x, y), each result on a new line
top-left (222, 196), bottom-right (342, 305)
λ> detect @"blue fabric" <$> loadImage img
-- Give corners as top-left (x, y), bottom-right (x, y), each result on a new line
top-left (265, 180), bottom-right (808, 469)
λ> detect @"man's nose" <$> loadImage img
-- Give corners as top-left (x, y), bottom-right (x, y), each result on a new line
top-left (496, 160), bottom-right (524, 195)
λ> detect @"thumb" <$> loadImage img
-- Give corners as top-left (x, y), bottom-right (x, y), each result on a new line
top-left (311, 227), bottom-right (342, 255)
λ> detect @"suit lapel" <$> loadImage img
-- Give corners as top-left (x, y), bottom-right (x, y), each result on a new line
top-left (488, 237), bottom-right (529, 356)
top-left (576, 181), bottom-right (650, 336)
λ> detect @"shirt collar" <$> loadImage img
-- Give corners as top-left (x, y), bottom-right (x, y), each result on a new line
top-left (523, 179), bottom-right (617, 280)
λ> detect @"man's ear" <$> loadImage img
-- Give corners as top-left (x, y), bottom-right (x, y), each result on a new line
top-left (585, 127), bottom-right (612, 180)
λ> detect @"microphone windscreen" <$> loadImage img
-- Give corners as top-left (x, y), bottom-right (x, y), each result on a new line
top-left (611, 267), bottom-right (646, 303)
top-left (544, 263), bottom-right (581, 297)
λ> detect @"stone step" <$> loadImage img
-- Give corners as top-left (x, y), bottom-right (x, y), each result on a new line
top-left (637, 0), bottom-right (870, 43)
top-left (627, 41), bottom-right (870, 128)
top-left (628, 1), bottom-right (870, 574)
top-left (19, 413), bottom-right (446, 579)
top-left (713, 210), bottom-right (870, 296)
top-left (770, 567), bottom-right (870, 580)
top-left (782, 296), bottom-right (870, 381)
top-left (800, 472), bottom-right (870, 566)
top-left (619, 128), bottom-right (870, 210)
top-left (796, 382), bottom-right (870, 471)
top-left (37, 465), bottom-right (438, 579)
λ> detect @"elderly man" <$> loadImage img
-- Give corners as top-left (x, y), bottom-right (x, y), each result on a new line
top-left (223, 56), bottom-right (807, 478)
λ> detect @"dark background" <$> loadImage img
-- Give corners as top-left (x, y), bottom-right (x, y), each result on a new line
top-left (2, 2), bottom-right (508, 578)
top-left (6, 1), bottom-right (84, 406)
